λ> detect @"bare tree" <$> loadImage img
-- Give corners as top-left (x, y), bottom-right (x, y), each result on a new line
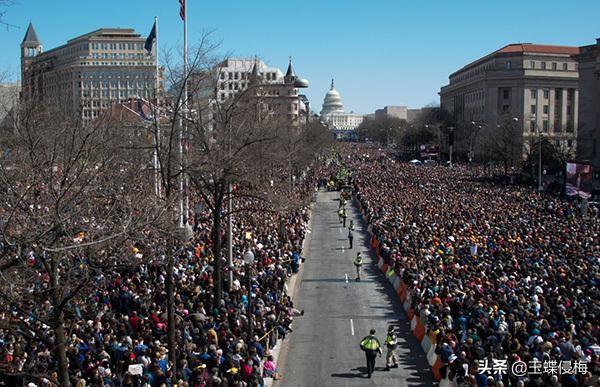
top-left (0, 101), bottom-right (162, 385)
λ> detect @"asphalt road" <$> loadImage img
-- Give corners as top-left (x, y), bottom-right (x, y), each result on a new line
top-left (275, 191), bottom-right (435, 387)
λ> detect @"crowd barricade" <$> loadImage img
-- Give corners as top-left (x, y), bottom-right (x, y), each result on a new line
top-left (359, 202), bottom-right (443, 382)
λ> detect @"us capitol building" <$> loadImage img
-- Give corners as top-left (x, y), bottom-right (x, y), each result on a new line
top-left (320, 79), bottom-right (363, 140)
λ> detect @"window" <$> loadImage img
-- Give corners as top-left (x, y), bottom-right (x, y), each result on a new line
top-left (502, 105), bottom-right (510, 112)
top-left (543, 105), bottom-right (549, 114)
top-left (531, 105), bottom-right (536, 114)
top-left (506, 61), bottom-right (512, 70)
top-left (541, 62), bottom-right (547, 70)
top-left (503, 90), bottom-right (510, 99)
top-left (567, 140), bottom-right (573, 148)
top-left (228, 72), bottom-right (233, 80)
top-left (552, 62), bottom-right (557, 70)
top-left (530, 60), bottom-right (535, 69)
top-left (563, 63), bottom-right (568, 71)
top-left (543, 89), bottom-right (549, 99)
top-left (542, 120), bottom-right (549, 132)
top-left (234, 72), bottom-right (239, 80)
top-left (530, 121), bottom-right (536, 132)
top-left (220, 72), bottom-right (225, 80)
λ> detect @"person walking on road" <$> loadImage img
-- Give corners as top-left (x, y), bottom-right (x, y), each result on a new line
top-left (342, 208), bottom-right (347, 227)
top-left (353, 252), bottom-right (363, 280)
top-left (384, 326), bottom-right (399, 370)
top-left (337, 208), bottom-right (343, 223)
top-left (348, 220), bottom-right (354, 232)
top-left (360, 329), bottom-right (382, 378)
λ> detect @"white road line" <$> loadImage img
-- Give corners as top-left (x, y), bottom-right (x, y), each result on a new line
top-left (350, 319), bottom-right (355, 336)
top-left (345, 273), bottom-right (348, 283)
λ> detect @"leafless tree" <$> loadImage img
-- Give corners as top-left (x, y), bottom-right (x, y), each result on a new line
top-left (0, 100), bottom-right (163, 385)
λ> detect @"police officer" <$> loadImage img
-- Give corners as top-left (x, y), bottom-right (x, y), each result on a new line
top-left (360, 329), bottom-right (382, 378)
top-left (337, 208), bottom-right (343, 223)
top-left (384, 326), bottom-right (399, 370)
top-left (353, 252), bottom-right (363, 281)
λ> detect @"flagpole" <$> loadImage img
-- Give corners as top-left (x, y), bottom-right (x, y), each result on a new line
top-left (183, 0), bottom-right (189, 225)
top-left (178, 1), bottom-right (187, 227)
top-left (154, 16), bottom-right (162, 199)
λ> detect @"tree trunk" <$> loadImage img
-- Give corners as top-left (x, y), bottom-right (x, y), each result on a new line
top-left (166, 245), bottom-right (177, 381)
top-left (212, 196), bottom-right (223, 303)
top-left (51, 262), bottom-right (70, 387)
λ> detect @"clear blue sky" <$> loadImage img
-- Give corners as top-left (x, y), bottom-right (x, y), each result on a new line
top-left (1, 0), bottom-right (598, 113)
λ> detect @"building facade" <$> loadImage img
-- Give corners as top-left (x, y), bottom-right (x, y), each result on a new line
top-left (574, 38), bottom-right (600, 170)
top-left (320, 79), bottom-right (363, 140)
top-left (21, 24), bottom-right (157, 120)
top-left (374, 106), bottom-right (408, 120)
top-left (213, 58), bottom-right (310, 125)
top-left (440, 43), bottom-right (580, 152)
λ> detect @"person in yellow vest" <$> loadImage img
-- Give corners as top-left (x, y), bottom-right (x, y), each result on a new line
top-left (384, 326), bottom-right (399, 370)
top-left (360, 329), bottom-right (382, 378)
top-left (353, 252), bottom-right (363, 281)
top-left (337, 208), bottom-right (343, 223)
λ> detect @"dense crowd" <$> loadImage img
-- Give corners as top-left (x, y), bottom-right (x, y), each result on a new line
top-left (349, 146), bottom-right (599, 386)
top-left (0, 165), bottom-right (329, 387)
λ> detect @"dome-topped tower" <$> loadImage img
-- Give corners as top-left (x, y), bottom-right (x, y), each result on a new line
top-left (320, 79), bottom-right (344, 116)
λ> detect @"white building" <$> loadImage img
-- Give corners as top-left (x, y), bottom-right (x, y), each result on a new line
top-left (320, 79), bottom-right (363, 140)
top-left (215, 59), bottom-right (285, 102)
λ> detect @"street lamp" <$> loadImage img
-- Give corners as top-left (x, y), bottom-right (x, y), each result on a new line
top-left (469, 121), bottom-right (483, 163)
top-left (448, 126), bottom-right (455, 168)
top-left (243, 248), bottom-right (255, 339)
top-left (536, 123), bottom-right (543, 192)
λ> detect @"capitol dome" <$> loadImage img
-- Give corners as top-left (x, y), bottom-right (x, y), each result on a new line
top-left (320, 79), bottom-right (344, 116)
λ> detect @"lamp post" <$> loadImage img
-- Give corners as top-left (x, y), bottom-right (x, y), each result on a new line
top-left (243, 248), bottom-right (255, 339)
top-left (537, 125), bottom-right (543, 192)
top-left (448, 126), bottom-right (455, 168)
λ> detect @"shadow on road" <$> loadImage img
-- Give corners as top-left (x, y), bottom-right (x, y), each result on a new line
top-left (331, 366), bottom-right (367, 379)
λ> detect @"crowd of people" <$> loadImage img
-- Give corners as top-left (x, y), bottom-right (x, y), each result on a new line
top-left (0, 164), bottom-right (333, 387)
top-left (348, 145), bottom-right (599, 386)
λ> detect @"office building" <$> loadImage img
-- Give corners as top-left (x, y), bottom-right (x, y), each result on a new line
top-left (374, 106), bottom-right (408, 121)
top-left (574, 38), bottom-right (600, 170)
top-left (440, 43), bottom-right (580, 152)
top-left (20, 23), bottom-right (157, 120)
top-left (212, 58), bottom-right (310, 125)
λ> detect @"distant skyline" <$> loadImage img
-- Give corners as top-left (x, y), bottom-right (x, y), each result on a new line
top-left (1, 0), bottom-right (599, 113)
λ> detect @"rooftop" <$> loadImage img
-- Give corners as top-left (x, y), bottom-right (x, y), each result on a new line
top-left (449, 42), bottom-right (580, 78)
top-left (497, 43), bottom-right (580, 55)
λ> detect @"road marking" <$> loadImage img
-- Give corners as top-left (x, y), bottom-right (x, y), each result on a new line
top-left (345, 273), bottom-right (348, 283)
top-left (339, 227), bottom-right (342, 233)
top-left (341, 246), bottom-right (345, 252)
top-left (350, 319), bottom-right (355, 336)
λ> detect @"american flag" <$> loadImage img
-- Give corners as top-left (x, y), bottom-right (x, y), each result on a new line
top-left (179, 0), bottom-right (186, 21)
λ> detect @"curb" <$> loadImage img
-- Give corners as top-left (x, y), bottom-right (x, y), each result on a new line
top-left (264, 198), bottom-right (315, 386)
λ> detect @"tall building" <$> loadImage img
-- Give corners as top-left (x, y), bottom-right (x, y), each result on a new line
top-left (320, 79), bottom-right (363, 140)
top-left (440, 43), bottom-right (580, 152)
top-left (574, 38), bottom-right (600, 170)
top-left (20, 24), bottom-right (157, 120)
top-left (212, 58), bottom-right (310, 125)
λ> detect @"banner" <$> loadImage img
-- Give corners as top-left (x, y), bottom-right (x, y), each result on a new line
top-left (565, 162), bottom-right (593, 199)
top-left (420, 144), bottom-right (439, 159)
